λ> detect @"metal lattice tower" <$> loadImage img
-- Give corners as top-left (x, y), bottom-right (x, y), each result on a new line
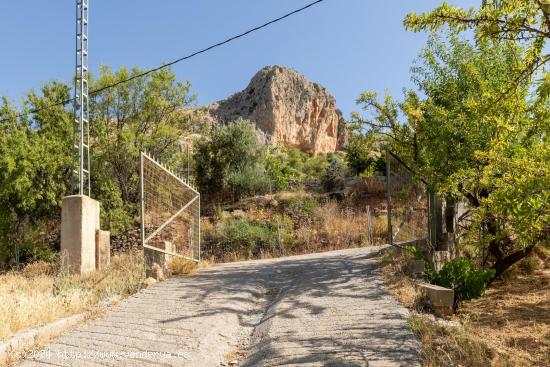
top-left (73, 0), bottom-right (90, 196)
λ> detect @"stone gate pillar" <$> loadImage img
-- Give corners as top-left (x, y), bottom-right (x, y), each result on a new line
top-left (61, 195), bottom-right (100, 274)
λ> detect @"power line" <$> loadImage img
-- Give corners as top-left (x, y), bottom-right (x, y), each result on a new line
top-left (0, 0), bottom-right (325, 123)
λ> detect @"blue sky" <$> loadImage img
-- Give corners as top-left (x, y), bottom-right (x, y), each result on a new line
top-left (0, 0), bottom-right (479, 119)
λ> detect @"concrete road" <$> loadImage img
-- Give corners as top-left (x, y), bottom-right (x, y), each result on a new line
top-left (21, 247), bottom-right (420, 367)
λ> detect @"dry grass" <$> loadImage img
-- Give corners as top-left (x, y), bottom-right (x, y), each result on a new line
top-left (409, 314), bottom-right (507, 367)
top-left (458, 268), bottom-right (550, 366)
top-left (0, 251), bottom-right (144, 341)
top-left (308, 201), bottom-right (387, 248)
top-left (379, 247), bottom-right (420, 309)
top-left (378, 247), bottom-right (550, 367)
top-left (201, 195), bottom-right (388, 263)
top-left (168, 257), bottom-right (197, 275)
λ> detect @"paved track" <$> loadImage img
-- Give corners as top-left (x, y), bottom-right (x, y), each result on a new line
top-left (21, 247), bottom-right (419, 367)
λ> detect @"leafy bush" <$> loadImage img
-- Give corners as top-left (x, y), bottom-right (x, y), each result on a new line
top-left (344, 126), bottom-right (386, 176)
top-left (284, 194), bottom-right (318, 224)
top-left (284, 148), bottom-right (308, 174)
top-left (430, 258), bottom-right (495, 303)
top-left (322, 156), bottom-right (346, 191)
top-left (345, 132), bottom-right (375, 175)
top-left (302, 154), bottom-right (330, 179)
top-left (220, 219), bottom-right (278, 258)
top-left (264, 150), bottom-right (300, 191)
top-left (226, 163), bottom-right (270, 200)
top-left (194, 119), bottom-right (269, 202)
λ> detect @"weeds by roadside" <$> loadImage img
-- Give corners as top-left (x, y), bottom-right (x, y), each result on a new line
top-left (169, 257), bottom-right (197, 275)
top-left (201, 192), bottom-right (388, 262)
top-left (0, 251), bottom-right (144, 341)
top-left (408, 314), bottom-right (503, 367)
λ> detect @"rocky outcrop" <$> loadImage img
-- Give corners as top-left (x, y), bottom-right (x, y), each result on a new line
top-left (207, 66), bottom-right (346, 154)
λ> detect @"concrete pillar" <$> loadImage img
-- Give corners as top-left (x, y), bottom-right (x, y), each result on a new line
top-left (144, 241), bottom-right (175, 280)
top-left (96, 230), bottom-right (111, 270)
top-left (61, 195), bottom-right (100, 274)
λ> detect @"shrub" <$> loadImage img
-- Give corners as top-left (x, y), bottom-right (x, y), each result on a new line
top-left (429, 258), bottom-right (495, 304)
top-left (517, 256), bottom-right (539, 274)
top-left (346, 134), bottom-right (374, 175)
top-left (284, 194), bottom-right (318, 224)
top-left (168, 257), bottom-right (196, 275)
top-left (266, 214), bottom-right (295, 253)
top-left (226, 163), bottom-right (269, 200)
top-left (22, 260), bottom-right (58, 277)
top-left (322, 156), bottom-right (346, 191)
top-left (264, 151), bottom-right (300, 191)
top-left (194, 119), bottom-right (268, 202)
top-left (302, 154), bottom-right (330, 179)
top-left (284, 147), bottom-right (308, 174)
top-left (220, 219), bottom-right (277, 258)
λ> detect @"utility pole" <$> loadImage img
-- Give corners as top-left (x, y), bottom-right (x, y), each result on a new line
top-left (61, 0), bottom-right (99, 275)
top-left (72, 0), bottom-right (90, 196)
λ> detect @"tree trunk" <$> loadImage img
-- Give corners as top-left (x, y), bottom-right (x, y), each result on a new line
top-left (488, 243), bottom-right (537, 284)
top-left (484, 214), bottom-right (536, 285)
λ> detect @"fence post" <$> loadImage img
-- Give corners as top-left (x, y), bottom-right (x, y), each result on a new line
top-left (140, 152), bottom-right (145, 249)
top-left (386, 150), bottom-right (393, 247)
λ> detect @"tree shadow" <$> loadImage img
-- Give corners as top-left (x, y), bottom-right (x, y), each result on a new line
top-left (156, 247), bottom-right (419, 366)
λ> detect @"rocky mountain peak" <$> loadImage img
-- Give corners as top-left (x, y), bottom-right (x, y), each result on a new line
top-left (207, 66), bottom-right (346, 154)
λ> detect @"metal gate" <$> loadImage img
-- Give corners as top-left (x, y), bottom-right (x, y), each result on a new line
top-left (140, 151), bottom-right (200, 262)
top-left (386, 150), bottom-right (430, 247)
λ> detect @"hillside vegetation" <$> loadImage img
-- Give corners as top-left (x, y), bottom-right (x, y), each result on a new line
top-left (0, 1), bottom-right (548, 365)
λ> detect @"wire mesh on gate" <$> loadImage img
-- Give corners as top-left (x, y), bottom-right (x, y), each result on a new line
top-left (140, 151), bottom-right (200, 261)
top-left (386, 150), bottom-right (429, 246)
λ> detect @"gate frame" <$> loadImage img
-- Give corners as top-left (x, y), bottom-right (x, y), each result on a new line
top-left (386, 149), bottom-right (430, 248)
top-left (140, 151), bottom-right (200, 262)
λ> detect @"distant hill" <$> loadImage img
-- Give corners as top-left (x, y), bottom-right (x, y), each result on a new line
top-left (205, 66), bottom-right (347, 154)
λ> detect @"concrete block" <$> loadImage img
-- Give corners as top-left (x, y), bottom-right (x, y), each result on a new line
top-left (61, 195), bottom-right (100, 274)
top-left (96, 230), bottom-right (111, 270)
top-left (406, 260), bottom-right (425, 275)
top-left (418, 282), bottom-right (454, 317)
top-left (144, 241), bottom-right (175, 280)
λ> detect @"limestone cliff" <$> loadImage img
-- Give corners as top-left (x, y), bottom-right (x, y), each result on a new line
top-left (207, 66), bottom-right (346, 154)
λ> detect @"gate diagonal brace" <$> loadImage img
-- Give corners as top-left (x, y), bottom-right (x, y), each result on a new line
top-left (144, 195), bottom-right (199, 244)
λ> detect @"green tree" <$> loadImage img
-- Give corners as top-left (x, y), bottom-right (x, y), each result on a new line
top-left (194, 119), bottom-right (269, 202)
top-left (0, 82), bottom-right (73, 265)
top-left (354, 34), bottom-right (549, 283)
top-left (404, 0), bottom-right (550, 101)
top-left (0, 65), bottom-right (196, 267)
top-left (344, 122), bottom-right (383, 176)
top-left (89, 66), bottom-right (195, 232)
top-left (322, 155), bottom-right (346, 191)
top-left (264, 148), bottom-right (300, 191)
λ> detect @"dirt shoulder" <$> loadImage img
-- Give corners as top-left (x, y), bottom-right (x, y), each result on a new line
top-left (379, 248), bottom-right (550, 367)
top-left (458, 269), bottom-right (550, 366)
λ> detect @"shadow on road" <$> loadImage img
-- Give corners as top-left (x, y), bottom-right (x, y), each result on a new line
top-left (161, 247), bottom-right (419, 366)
